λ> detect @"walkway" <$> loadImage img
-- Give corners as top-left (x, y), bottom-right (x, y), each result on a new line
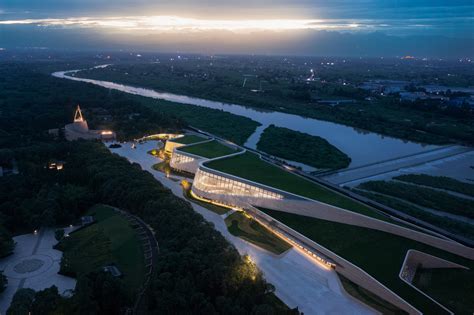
top-left (108, 140), bottom-right (375, 315)
top-left (0, 227), bottom-right (77, 314)
top-left (322, 145), bottom-right (473, 186)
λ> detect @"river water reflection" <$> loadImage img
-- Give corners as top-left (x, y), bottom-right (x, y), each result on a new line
top-left (53, 69), bottom-right (438, 168)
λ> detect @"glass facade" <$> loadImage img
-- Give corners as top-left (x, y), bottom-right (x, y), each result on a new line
top-left (193, 168), bottom-right (284, 200)
top-left (171, 152), bottom-right (195, 165)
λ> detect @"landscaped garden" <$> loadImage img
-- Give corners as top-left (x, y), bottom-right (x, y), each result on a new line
top-left (354, 189), bottom-right (474, 241)
top-left (225, 211), bottom-right (292, 255)
top-left (171, 134), bottom-right (207, 145)
top-left (57, 205), bottom-right (145, 297)
top-left (205, 152), bottom-right (392, 222)
top-left (412, 267), bottom-right (474, 314)
top-left (179, 140), bottom-right (239, 159)
top-left (181, 180), bottom-right (229, 215)
top-left (338, 274), bottom-right (407, 315)
top-left (260, 208), bottom-right (474, 315)
top-left (394, 174), bottom-right (474, 197)
top-left (257, 125), bottom-right (351, 170)
top-left (357, 180), bottom-right (474, 219)
top-left (152, 160), bottom-right (194, 178)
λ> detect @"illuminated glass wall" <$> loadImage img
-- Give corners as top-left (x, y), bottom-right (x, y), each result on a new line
top-left (171, 152), bottom-right (195, 165)
top-left (193, 168), bottom-right (284, 200)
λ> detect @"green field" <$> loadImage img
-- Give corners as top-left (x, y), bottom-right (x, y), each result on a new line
top-left (205, 152), bottom-right (391, 221)
top-left (358, 180), bottom-right (474, 219)
top-left (354, 189), bottom-right (474, 241)
top-left (172, 135), bottom-right (207, 144)
top-left (257, 125), bottom-right (351, 169)
top-left (225, 211), bottom-right (292, 254)
top-left (58, 205), bottom-right (145, 296)
top-left (261, 208), bottom-right (474, 315)
top-left (182, 183), bottom-right (229, 215)
top-left (413, 268), bottom-right (474, 314)
top-left (179, 140), bottom-right (239, 158)
top-left (394, 174), bottom-right (474, 197)
top-left (152, 160), bottom-right (194, 178)
top-left (338, 274), bottom-right (407, 315)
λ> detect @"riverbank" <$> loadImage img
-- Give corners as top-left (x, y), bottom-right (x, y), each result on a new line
top-left (53, 68), bottom-right (441, 168)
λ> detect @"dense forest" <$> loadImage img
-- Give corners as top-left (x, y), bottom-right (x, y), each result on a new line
top-left (0, 63), bottom-right (297, 314)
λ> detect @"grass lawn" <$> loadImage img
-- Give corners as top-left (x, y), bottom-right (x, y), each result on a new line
top-left (58, 205), bottom-right (145, 297)
top-left (225, 211), bottom-right (291, 255)
top-left (354, 189), bottom-right (474, 241)
top-left (261, 208), bottom-right (474, 315)
top-left (182, 183), bottom-right (229, 215)
top-left (179, 140), bottom-right (238, 158)
top-left (171, 135), bottom-right (207, 145)
top-left (152, 160), bottom-right (194, 178)
top-left (358, 180), bottom-right (474, 219)
top-left (412, 268), bottom-right (474, 314)
top-left (395, 174), bottom-right (474, 198)
top-left (205, 152), bottom-right (391, 222)
top-left (338, 274), bottom-right (407, 315)
top-left (257, 125), bottom-right (351, 170)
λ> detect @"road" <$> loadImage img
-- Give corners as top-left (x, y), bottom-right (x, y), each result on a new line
top-left (107, 140), bottom-right (375, 315)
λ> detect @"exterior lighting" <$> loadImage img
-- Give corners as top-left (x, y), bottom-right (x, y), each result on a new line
top-left (101, 130), bottom-right (113, 135)
top-left (34, 229), bottom-right (38, 234)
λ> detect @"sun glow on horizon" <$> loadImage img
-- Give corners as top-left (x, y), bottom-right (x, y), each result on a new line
top-left (0, 15), bottom-right (364, 33)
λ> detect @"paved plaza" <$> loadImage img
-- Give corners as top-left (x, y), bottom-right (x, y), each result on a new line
top-left (0, 227), bottom-right (77, 314)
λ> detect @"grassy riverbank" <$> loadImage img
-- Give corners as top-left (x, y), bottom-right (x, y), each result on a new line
top-left (76, 62), bottom-right (474, 145)
top-left (357, 180), bottom-right (474, 219)
top-left (257, 125), bottom-right (351, 170)
top-left (353, 189), bottom-right (474, 241)
top-left (394, 174), bottom-right (474, 197)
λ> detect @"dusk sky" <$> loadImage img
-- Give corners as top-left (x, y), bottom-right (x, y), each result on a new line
top-left (0, 0), bottom-right (473, 57)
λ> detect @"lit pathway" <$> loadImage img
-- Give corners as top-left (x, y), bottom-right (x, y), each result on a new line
top-left (0, 227), bottom-right (77, 314)
top-left (108, 141), bottom-right (376, 315)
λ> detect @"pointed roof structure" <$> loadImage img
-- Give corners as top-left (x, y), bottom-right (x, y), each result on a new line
top-left (74, 105), bottom-right (84, 122)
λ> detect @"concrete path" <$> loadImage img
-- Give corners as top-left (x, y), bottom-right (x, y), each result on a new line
top-left (0, 227), bottom-right (77, 314)
top-left (109, 141), bottom-right (375, 315)
top-left (323, 146), bottom-right (473, 186)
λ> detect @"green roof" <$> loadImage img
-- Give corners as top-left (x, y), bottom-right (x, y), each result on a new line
top-left (262, 208), bottom-right (474, 315)
top-left (205, 152), bottom-right (389, 221)
top-left (206, 151), bottom-right (474, 314)
top-left (179, 140), bottom-right (239, 159)
top-left (171, 134), bottom-right (207, 144)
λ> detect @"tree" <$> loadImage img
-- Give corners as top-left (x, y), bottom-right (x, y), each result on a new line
top-left (0, 271), bottom-right (7, 293)
top-left (7, 288), bottom-right (35, 315)
top-left (32, 286), bottom-right (62, 315)
top-left (0, 225), bottom-right (14, 257)
top-left (71, 272), bottom-right (130, 315)
top-left (55, 229), bottom-right (65, 241)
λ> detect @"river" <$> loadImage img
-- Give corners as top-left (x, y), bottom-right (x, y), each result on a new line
top-left (52, 68), bottom-right (439, 168)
